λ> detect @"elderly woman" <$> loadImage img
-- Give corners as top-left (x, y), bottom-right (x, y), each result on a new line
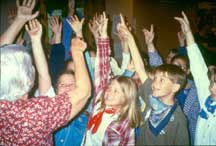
top-left (0, 0), bottom-right (91, 145)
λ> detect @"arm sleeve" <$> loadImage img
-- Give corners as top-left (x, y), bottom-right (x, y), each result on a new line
top-left (93, 38), bottom-right (111, 107)
top-left (187, 43), bottom-right (210, 106)
top-left (148, 51), bottom-right (163, 67)
top-left (110, 52), bottom-right (131, 76)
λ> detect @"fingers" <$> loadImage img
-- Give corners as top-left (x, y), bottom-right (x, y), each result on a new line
top-left (30, 0), bottom-right (36, 10)
top-left (50, 16), bottom-right (59, 26)
top-left (20, 0), bottom-right (35, 9)
top-left (150, 24), bottom-right (154, 34)
top-left (26, 19), bottom-right (41, 31)
top-left (174, 17), bottom-right (183, 23)
top-left (27, 0), bottom-right (32, 7)
top-left (22, 0), bottom-right (27, 6)
top-left (31, 11), bottom-right (39, 19)
top-left (16, 0), bottom-right (20, 7)
top-left (119, 13), bottom-right (125, 26)
top-left (181, 11), bottom-right (189, 25)
top-left (25, 23), bottom-right (30, 31)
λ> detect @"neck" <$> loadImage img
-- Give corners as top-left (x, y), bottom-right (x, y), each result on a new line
top-left (160, 94), bottom-right (175, 106)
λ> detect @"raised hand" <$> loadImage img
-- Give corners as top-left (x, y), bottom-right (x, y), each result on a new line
top-left (116, 14), bottom-right (133, 41)
top-left (89, 13), bottom-right (100, 39)
top-left (142, 24), bottom-right (154, 45)
top-left (97, 12), bottom-right (108, 39)
top-left (50, 16), bottom-right (62, 34)
top-left (174, 11), bottom-right (194, 45)
top-left (25, 19), bottom-right (42, 41)
top-left (67, 15), bottom-right (84, 38)
top-left (71, 37), bottom-right (87, 53)
top-left (174, 11), bottom-right (191, 35)
top-left (16, 0), bottom-right (39, 22)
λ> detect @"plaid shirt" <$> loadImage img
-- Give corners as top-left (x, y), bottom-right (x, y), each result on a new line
top-left (103, 119), bottom-right (135, 146)
top-left (87, 37), bottom-right (135, 146)
top-left (92, 38), bottom-right (111, 107)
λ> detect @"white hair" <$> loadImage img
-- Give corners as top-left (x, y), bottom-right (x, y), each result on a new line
top-left (0, 44), bottom-right (35, 101)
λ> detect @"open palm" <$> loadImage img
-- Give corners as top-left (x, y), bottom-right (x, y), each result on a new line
top-left (16, 0), bottom-right (39, 21)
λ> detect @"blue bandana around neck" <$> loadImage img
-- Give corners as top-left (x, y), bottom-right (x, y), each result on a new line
top-left (199, 95), bottom-right (216, 120)
top-left (148, 95), bottom-right (177, 136)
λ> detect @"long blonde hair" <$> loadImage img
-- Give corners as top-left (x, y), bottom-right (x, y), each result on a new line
top-left (100, 76), bottom-right (142, 128)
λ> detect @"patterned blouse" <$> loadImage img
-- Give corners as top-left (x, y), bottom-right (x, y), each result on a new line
top-left (0, 93), bottom-right (71, 146)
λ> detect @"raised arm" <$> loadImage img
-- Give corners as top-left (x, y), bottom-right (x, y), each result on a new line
top-left (48, 16), bottom-right (65, 86)
top-left (93, 12), bottom-right (111, 99)
top-left (7, 8), bottom-right (25, 45)
top-left (67, 15), bottom-right (84, 38)
top-left (177, 31), bottom-right (187, 55)
top-left (175, 11), bottom-right (210, 105)
top-left (143, 25), bottom-right (163, 67)
top-left (68, 37), bottom-right (91, 119)
top-left (0, 0), bottom-right (39, 45)
top-left (117, 14), bottom-right (148, 84)
top-left (25, 19), bottom-right (51, 96)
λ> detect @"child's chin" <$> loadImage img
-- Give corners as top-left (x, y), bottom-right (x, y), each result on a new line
top-left (152, 93), bottom-right (162, 98)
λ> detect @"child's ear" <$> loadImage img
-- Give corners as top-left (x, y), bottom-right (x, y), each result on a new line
top-left (172, 83), bottom-right (180, 93)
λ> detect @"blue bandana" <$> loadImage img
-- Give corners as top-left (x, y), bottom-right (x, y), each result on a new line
top-left (199, 96), bottom-right (216, 120)
top-left (148, 95), bottom-right (177, 136)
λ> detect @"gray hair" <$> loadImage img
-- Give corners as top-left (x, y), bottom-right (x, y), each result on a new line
top-left (0, 44), bottom-right (35, 101)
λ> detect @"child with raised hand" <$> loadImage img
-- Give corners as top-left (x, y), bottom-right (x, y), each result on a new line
top-left (82, 12), bottom-right (141, 146)
top-left (175, 11), bottom-right (216, 145)
top-left (143, 20), bottom-right (199, 145)
top-left (117, 14), bottom-right (189, 145)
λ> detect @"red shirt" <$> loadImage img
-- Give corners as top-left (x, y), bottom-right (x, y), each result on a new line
top-left (0, 93), bottom-right (71, 146)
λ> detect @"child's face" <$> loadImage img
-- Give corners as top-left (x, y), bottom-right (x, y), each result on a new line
top-left (57, 74), bottom-right (75, 94)
top-left (172, 58), bottom-right (189, 75)
top-left (104, 79), bottom-right (125, 109)
top-left (151, 71), bottom-right (176, 98)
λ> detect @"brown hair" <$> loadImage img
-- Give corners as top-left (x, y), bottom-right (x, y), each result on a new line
top-left (155, 64), bottom-right (187, 91)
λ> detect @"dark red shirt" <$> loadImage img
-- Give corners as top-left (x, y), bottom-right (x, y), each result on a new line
top-left (0, 93), bottom-right (71, 146)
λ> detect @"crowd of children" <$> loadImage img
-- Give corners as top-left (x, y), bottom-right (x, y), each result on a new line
top-left (0, 0), bottom-right (215, 145)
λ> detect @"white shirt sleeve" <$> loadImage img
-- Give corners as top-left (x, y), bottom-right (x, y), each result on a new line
top-left (34, 86), bottom-right (56, 98)
top-left (187, 43), bottom-right (210, 106)
top-left (110, 53), bottom-right (130, 76)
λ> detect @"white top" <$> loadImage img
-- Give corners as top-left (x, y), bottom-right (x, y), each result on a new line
top-left (110, 52), bottom-right (131, 76)
top-left (187, 43), bottom-right (216, 145)
top-left (82, 91), bottom-right (118, 146)
top-left (84, 111), bottom-right (118, 146)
